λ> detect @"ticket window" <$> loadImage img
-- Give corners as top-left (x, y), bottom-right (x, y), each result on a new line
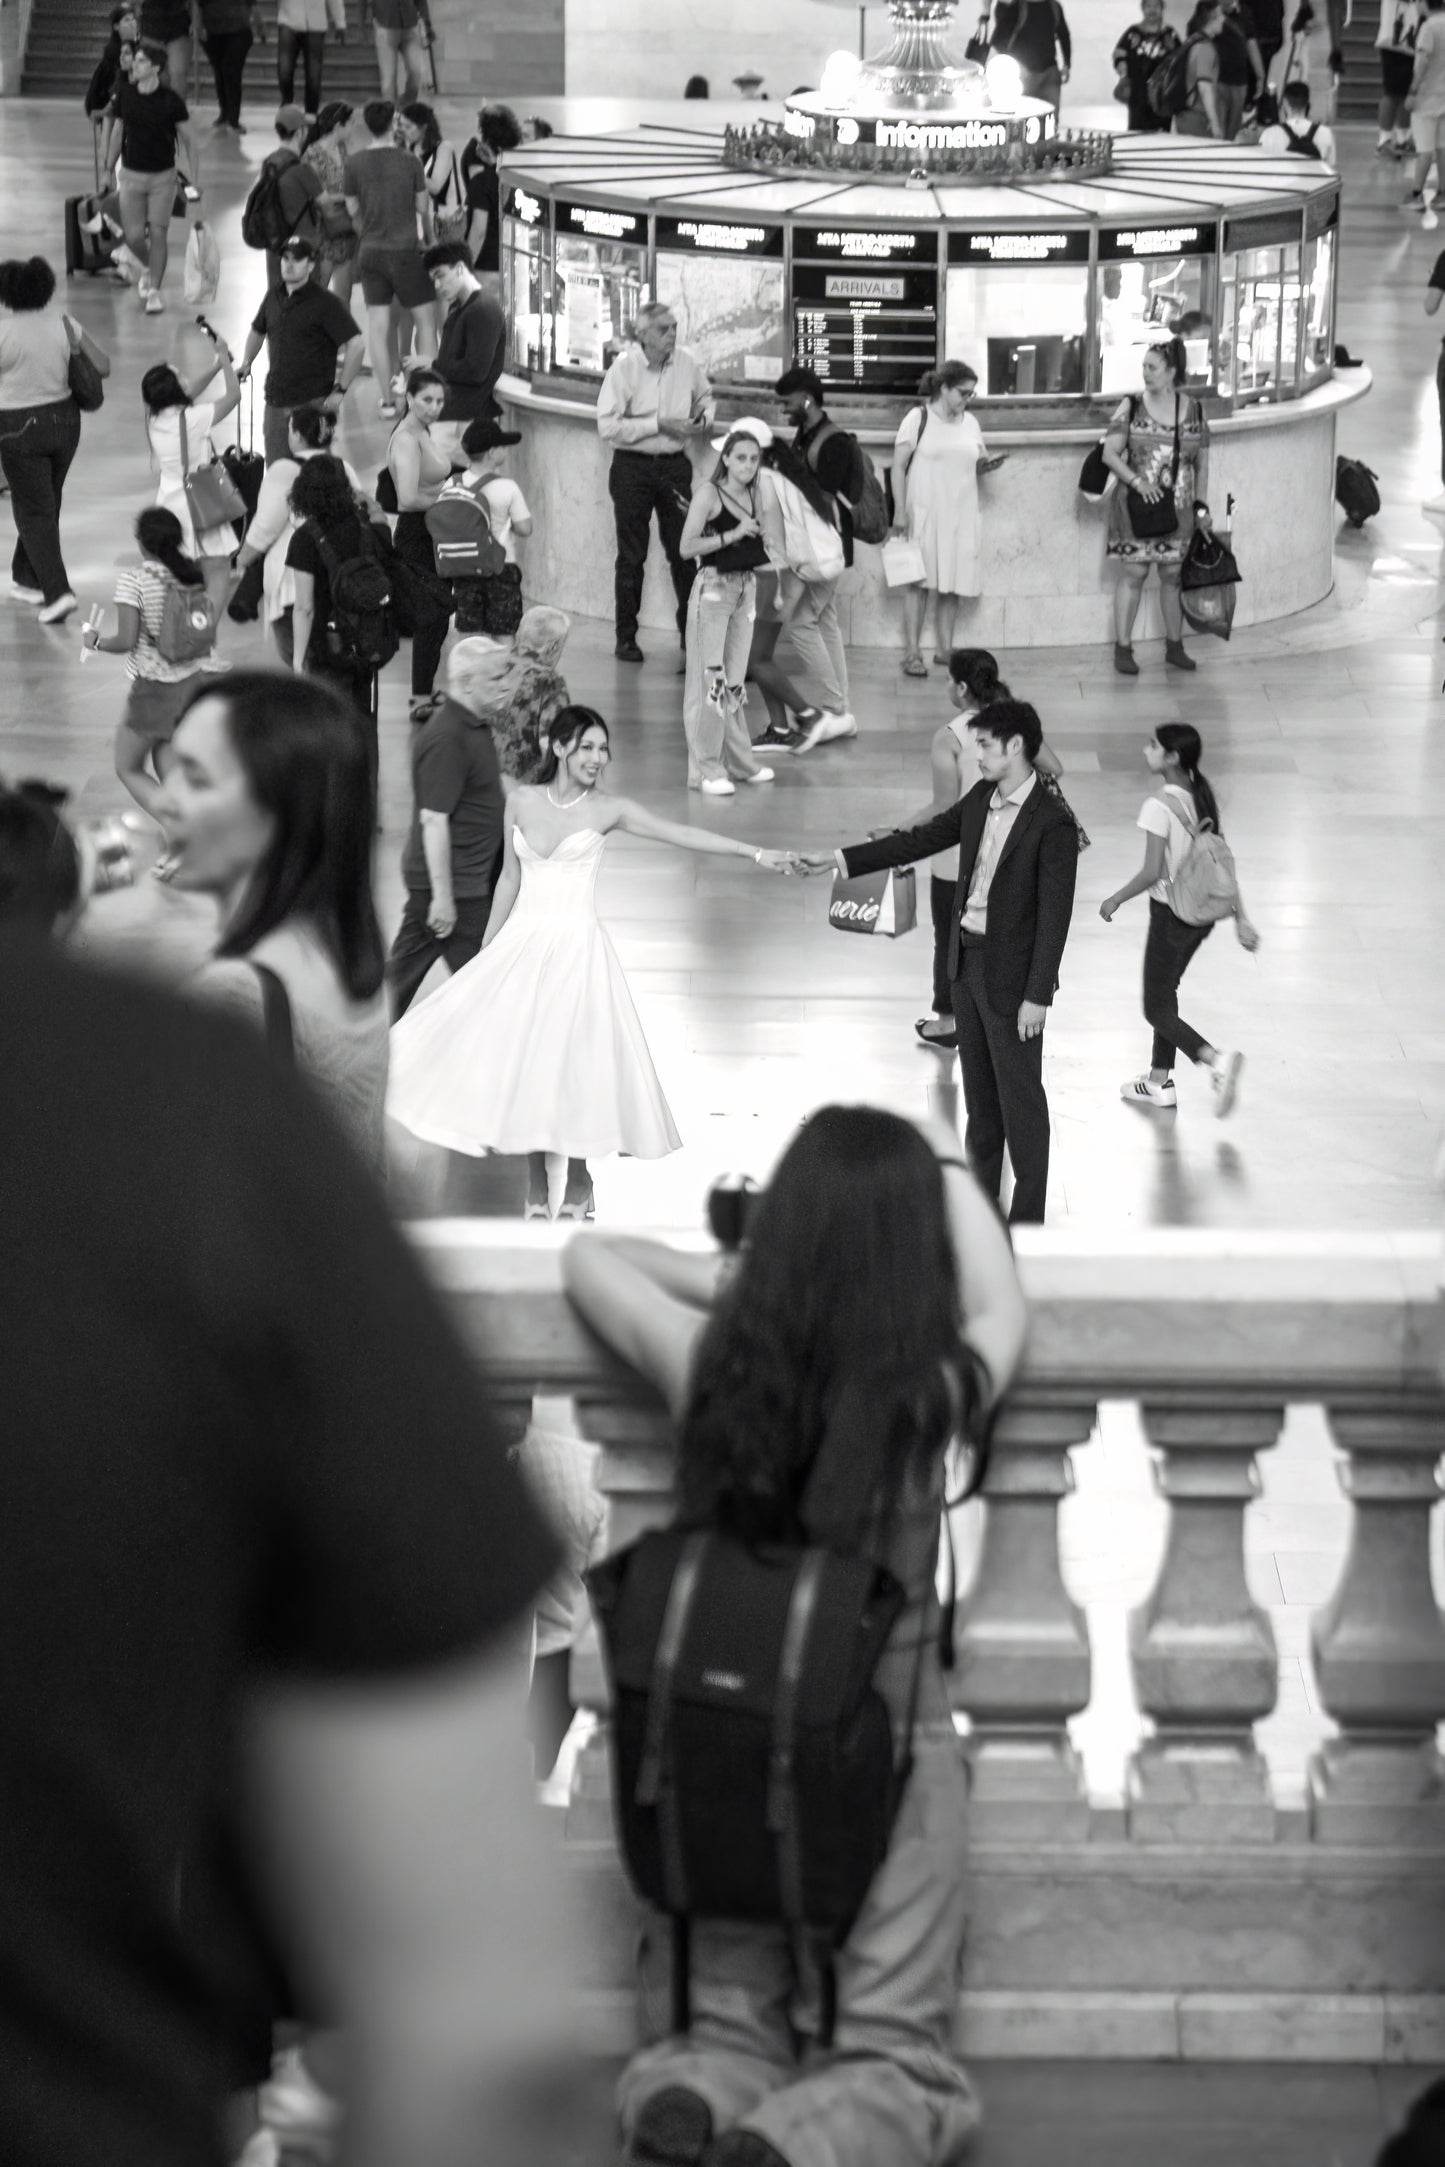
top-left (554, 234), bottom-right (646, 375)
top-left (944, 263), bottom-right (1088, 398)
top-left (502, 212), bottom-right (553, 375)
top-left (1219, 243), bottom-right (1302, 403)
top-left (1095, 255), bottom-right (1218, 395)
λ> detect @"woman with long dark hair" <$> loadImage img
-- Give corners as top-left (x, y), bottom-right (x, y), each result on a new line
top-left (1101, 720), bottom-right (1259, 1115)
top-left (81, 505), bottom-right (221, 833)
top-left (1100, 334), bottom-right (1211, 677)
top-left (142, 345), bottom-right (240, 617)
top-left (678, 426), bottom-right (773, 793)
top-left (399, 102), bottom-right (465, 241)
top-left (561, 1104), bottom-right (1027, 2167)
top-left (286, 451), bottom-right (394, 791)
top-left (157, 670), bottom-right (389, 1165)
top-left (892, 649), bottom-right (1069, 1049)
top-left (388, 704), bottom-right (796, 1220)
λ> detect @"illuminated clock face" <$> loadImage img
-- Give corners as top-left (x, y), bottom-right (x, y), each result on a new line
top-left (836, 118), bottom-right (860, 146)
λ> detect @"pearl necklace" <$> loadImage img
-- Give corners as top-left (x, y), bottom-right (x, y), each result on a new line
top-left (548, 781), bottom-right (591, 810)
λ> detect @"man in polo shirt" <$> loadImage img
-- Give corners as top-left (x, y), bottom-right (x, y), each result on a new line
top-left (596, 300), bottom-right (713, 664)
top-left (387, 637), bottom-right (507, 1018)
top-left (426, 239), bottom-right (506, 436)
top-left (237, 234), bottom-right (364, 464)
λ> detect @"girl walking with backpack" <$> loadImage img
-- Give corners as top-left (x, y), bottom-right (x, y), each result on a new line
top-left (1100, 722), bottom-right (1259, 1115)
top-left (561, 1105), bottom-right (1027, 2167)
top-left (286, 452), bottom-right (397, 800)
top-left (81, 506), bottom-right (225, 839)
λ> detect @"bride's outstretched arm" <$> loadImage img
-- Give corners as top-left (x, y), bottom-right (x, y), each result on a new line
top-left (611, 797), bottom-right (796, 873)
top-left (479, 821), bottom-right (521, 950)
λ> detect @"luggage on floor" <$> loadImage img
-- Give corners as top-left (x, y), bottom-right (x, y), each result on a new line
top-left (1334, 455), bottom-right (1380, 528)
top-left (64, 194), bottom-right (120, 278)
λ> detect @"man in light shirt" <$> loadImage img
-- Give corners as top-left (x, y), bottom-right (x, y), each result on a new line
top-left (596, 301), bottom-right (714, 664)
top-left (800, 701), bottom-right (1078, 1223)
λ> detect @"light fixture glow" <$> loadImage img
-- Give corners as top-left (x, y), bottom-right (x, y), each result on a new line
top-left (819, 48), bottom-right (863, 108)
top-left (984, 52), bottom-right (1024, 108)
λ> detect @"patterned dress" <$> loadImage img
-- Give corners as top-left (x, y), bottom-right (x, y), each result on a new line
top-left (304, 137), bottom-right (356, 277)
top-left (1105, 392), bottom-right (1207, 568)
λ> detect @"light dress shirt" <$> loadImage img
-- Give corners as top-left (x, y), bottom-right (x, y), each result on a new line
top-left (595, 343), bottom-right (714, 455)
top-left (959, 771), bottom-right (1036, 936)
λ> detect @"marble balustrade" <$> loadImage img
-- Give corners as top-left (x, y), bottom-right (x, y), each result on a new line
top-left (413, 1222), bottom-right (1445, 2062)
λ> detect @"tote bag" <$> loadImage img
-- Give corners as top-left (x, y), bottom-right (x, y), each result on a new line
top-left (828, 866), bottom-right (917, 938)
top-left (179, 409), bottom-right (247, 532)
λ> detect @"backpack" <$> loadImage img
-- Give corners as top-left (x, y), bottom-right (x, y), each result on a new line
top-left (240, 156), bottom-right (292, 252)
top-left (1147, 33), bottom-right (1204, 119)
top-left (761, 468), bottom-right (846, 584)
top-left (311, 522), bottom-right (398, 670)
top-left (1335, 455), bottom-right (1380, 528)
top-left (1282, 120), bottom-right (1323, 158)
top-left (803, 420), bottom-right (890, 546)
top-left (154, 572), bottom-right (218, 665)
top-left (1162, 785), bottom-right (1241, 926)
top-left (425, 480), bottom-right (507, 581)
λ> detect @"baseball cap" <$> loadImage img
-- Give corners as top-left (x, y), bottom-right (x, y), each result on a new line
top-left (462, 416), bottom-right (523, 454)
top-left (711, 414), bottom-right (772, 454)
top-left (279, 234), bottom-right (317, 258)
top-left (274, 102), bottom-right (308, 134)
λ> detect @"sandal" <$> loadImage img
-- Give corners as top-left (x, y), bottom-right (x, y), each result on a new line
top-left (902, 652), bottom-right (927, 677)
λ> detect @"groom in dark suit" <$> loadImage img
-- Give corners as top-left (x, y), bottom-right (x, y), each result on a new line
top-left (805, 700), bottom-right (1077, 1223)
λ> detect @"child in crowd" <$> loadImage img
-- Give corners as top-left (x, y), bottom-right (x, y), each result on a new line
top-left (450, 413), bottom-right (531, 637)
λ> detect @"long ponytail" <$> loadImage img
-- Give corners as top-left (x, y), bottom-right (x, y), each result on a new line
top-left (947, 646), bottom-right (1010, 709)
top-left (135, 506), bottom-right (204, 588)
top-left (1156, 721), bottom-right (1221, 835)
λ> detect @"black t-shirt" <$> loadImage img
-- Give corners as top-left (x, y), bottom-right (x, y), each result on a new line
top-left (1214, 3), bottom-right (1258, 85)
top-left (252, 280), bottom-right (360, 408)
top-left (0, 934), bottom-right (558, 2167)
top-left (114, 79), bottom-right (189, 171)
top-left (461, 142), bottom-right (501, 272)
top-left (286, 513), bottom-right (368, 665)
top-left (401, 695), bottom-right (505, 898)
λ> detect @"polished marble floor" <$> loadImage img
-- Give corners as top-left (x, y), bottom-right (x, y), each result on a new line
top-left (4, 105), bottom-right (1445, 1234)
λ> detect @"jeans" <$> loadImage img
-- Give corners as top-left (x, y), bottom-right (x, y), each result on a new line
top-left (0, 398), bottom-right (80, 603)
top-left (608, 448), bottom-right (695, 644)
top-left (774, 569), bottom-right (849, 713)
top-left (952, 937), bottom-right (1050, 1225)
top-left (1142, 898), bottom-right (1213, 1072)
top-left (393, 508), bottom-right (453, 698)
top-left (387, 889), bottom-right (491, 1017)
top-left (682, 568), bottom-right (759, 785)
top-left (204, 26), bottom-right (252, 123)
top-left (619, 1726), bottom-right (977, 2167)
top-left (373, 20), bottom-right (427, 99)
top-left (276, 24), bottom-right (324, 112)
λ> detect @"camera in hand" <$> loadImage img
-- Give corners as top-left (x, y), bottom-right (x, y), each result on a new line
top-left (705, 1172), bottom-right (761, 1252)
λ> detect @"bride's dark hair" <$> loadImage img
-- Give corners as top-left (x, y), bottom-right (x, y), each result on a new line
top-left (535, 704), bottom-right (610, 785)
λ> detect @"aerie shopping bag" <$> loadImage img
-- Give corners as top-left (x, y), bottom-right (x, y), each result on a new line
top-left (828, 866), bottom-right (917, 938)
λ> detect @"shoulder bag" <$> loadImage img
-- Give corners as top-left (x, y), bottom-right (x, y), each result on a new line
top-left (64, 316), bottom-right (106, 413)
top-left (179, 408), bottom-right (248, 533)
top-left (1124, 395), bottom-right (1182, 541)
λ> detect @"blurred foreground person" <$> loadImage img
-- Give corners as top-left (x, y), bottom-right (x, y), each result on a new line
top-left (0, 932), bottom-right (577, 2167)
top-left (0, 779), bottom-right (85, 934)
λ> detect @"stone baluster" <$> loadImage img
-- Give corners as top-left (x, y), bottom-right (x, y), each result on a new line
top-left (1309, 1402), bottom-right (1445, 1843)
top-left (951, 1396), bottom-right (1097, 1839)
top-left (1127, 1401), bottom-right (1284, 1843)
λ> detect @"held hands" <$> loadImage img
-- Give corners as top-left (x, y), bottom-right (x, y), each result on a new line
top-left (798, 852), bottom-right (839, 877)
top-left (426, 899), bottom-right (458, 938)
top-left (1017, 1000), bottom-right (1048, 1042)
top-left (754, 849), bottom-right (801, 875)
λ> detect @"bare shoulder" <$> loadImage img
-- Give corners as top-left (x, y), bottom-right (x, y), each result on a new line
top-left (592, 792), bottom-right (629, 833)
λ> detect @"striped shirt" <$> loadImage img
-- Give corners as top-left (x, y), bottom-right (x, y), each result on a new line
top-left (114, 561), bottom-right (223, 682)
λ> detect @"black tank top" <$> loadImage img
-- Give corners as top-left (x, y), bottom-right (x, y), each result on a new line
top-left (705, 484), bottom-right (768, 574)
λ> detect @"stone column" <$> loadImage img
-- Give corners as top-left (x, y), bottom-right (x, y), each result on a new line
top-left (1127, 1402), bottom-right (1284, 1844)
top-left (951, 1397), bottom-right (1096, 1839)
top-left (1309, 1403), bottom-right (1445, 1844)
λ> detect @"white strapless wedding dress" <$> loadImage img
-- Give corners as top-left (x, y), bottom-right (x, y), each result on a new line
top-left (387, 825), bottom-right (682, 1160)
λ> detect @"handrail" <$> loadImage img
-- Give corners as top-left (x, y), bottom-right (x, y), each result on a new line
top-left (414, 1222), bottom-right (1445, 2061)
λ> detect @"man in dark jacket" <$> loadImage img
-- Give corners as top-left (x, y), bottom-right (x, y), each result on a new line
top-left (425, 239), bottom-right (506, 431)
top-left (803, 700), bottom-right (1077, 1223)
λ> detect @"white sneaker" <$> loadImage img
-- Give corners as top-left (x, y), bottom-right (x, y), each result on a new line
top-left (794, 708), bottom-right (856, 752)
top-left (1426, 203), bottom-right (1441, 231)
top-left (1423, 493), bottom-right (1445, 514)
top-left (136, 266), bottom-right (151, 297)
top-left (8, 580), bottom-right (44, 604)
top-left (738, 765), bottom-right (775, 784)
top-left (38, 591), bottom-right (79, 624)
top-left (699, 776), bottom-right (736, 796)
top-left (144, 289), bottom-right (165, 313)
top-left (1210, 1049), bottom-right (1244, 1117)
top-left (1120, 1075), bottom-right (1177, 1108)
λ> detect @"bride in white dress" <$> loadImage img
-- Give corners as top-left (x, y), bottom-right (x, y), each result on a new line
top-left (387, 704), bottom-right (796, 1219)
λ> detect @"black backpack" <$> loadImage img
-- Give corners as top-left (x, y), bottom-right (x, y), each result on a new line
top-left (1282, 120), bottom-right (1323, 159)
top-left (1335, 455), bottom-right (1380, 528)
top-left (1147, 33), bottom-right (1202, 120)
top-left (241, 157), bottom-right (292, 252)
top-left (311, 523), bottom-right (398, 669)
top-left (803, 420), bottom-right (890, 546)
top-left (586, 1367), bottom-right (988, 2042)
